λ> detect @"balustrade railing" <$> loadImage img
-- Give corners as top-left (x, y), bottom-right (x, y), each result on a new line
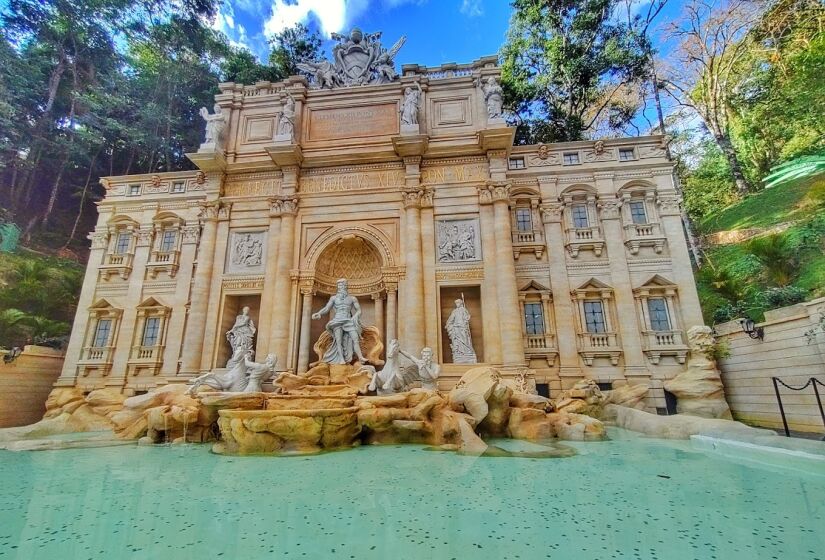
top-left (578, 332), bottom-right (618, 349)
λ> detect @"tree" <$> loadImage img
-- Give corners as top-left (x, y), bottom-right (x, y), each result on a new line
top-left (268, 23), bottom-right (323, 80)
top-left (660, 0), bottom-right (766, 197)
top-left (500, 0), bottom-right (652, 143)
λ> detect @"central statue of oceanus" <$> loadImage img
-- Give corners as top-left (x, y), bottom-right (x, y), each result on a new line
top-left (312, 278), bottom-right (369, 364)
top-left (297, 28), bottom-right (406, 89)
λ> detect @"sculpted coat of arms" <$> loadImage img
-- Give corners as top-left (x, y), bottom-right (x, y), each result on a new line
top-left (297, 28), bottom-right (406, 89)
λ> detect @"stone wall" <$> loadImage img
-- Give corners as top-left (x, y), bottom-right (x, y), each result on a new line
top-left (715, 298), bottom-right (825, 434)
top-left (0, 345), bottom-right (65, 427)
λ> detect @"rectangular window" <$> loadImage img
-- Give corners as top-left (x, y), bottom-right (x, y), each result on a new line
top-left (142, 317), bottom-right (161, 347)
top-left (128, 184), bottom-right (141, 196)
top-left (114, 232), bottom-right (131, 254)
top-left (583, 300), bottom-right (607, 333)
top-left (524, 302), bottom-right (545, 335)
top-left (515, 208), bottom-right (532, 232)
top-left (619, 148), bottom-right (635, 161)
top-left (171, 181), bottom-right (185, 193)
top-left (571, 204), bottom-right (589, 228)
top-left (92, 319), bottom-right (112, 347)
top-left (159, 230), bottom-right (176, 253)
top-left (508, 157), bottom-right (525, 170)
top-left (629, 200), bottom-right (648, 224)
top-left (647, 298), bottom-right (671, 331)
top-left (563, 152), bottom-right (580, 165)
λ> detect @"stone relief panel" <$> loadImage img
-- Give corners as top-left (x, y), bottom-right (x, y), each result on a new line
top-left (436, 218), bottom-right (481, 263)
top-left (226, 231), bottom-right (266, 275)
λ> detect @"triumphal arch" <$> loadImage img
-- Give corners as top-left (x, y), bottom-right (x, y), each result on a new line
top-left (57, 28), bottom-right (705, 411)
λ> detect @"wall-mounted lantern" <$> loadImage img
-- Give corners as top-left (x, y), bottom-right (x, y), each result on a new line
top-left (740, 318), bottom-right (764, 340)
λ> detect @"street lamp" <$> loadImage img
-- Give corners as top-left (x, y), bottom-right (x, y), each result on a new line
top-left (739, 318), bottom-right (764, 340)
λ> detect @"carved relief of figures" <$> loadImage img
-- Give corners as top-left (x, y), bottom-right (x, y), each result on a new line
top-left (298, 28), bottom-right (406, 89)
top-left (231, 233), bottom-right (264, 268)
top-left (400, 82), bottom-right (422, 126)
top-left (437, 219), bottom-right (480, 262)
top-left (445, 298), bottom-right (477, 364)
top-left (481, 76), bottom-right (504, 120)
top-left (199, 103), bottom-right (227, 148)
top-left (276, 95), bottom-right (296, 140)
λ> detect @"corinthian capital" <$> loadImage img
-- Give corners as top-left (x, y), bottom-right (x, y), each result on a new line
top-left (402, 188), bottom-right (422, 209)
top-left (197, 200), bottom-right (221, 221)
top-left (657, 195), bottom-right (682, 216)
top-left (598, 199), bottom-right (622, 220)
top-left (539, 202), bottom-right (565, 224)
top-left (269, 196), bottom-right (299, 216)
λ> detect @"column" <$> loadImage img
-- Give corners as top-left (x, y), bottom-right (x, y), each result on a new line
top-left (540, 201), bottom-right (580, 377)
top-left (296, 285), bottom-right (314, 373)
top-left (658, 193), bottom-right (705, 327)
top-left (402, 188), bottom-right (426, 355)
top-left (489, 183), bottom-right (526, 366)
top-left (596, 174), bottom-right (648, 380)
top-left (199, 204), bottom-right (232, 372)
top-left (163, 223), bottom-right (199, 377)
top-left (386, 286), bottom-right (398, 343)
top-left (180, 202), bottom-right (219, 374)
top-left (255, 199), bottom-right (283, 358)
top-left (372, 293), bottom-right (385, 344)
top-left (57, 229), bottom-right (109, 385)
top-left (268, 196), bottom-right (298, 365)
top-left (420, 191), bottom-right (439, 351)
top-left (478, 198), bottom-right (502, 364)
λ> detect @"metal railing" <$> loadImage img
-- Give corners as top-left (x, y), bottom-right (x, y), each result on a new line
top-left (771, 376), bottom-right (825, 440)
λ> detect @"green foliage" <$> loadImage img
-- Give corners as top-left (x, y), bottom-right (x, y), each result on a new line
top-left (500, 0), bottom-right (651, 143)
top-left (268, 23), bottom-right (323, 80)
top-left (680, 141), bottom-right (739, 221)
top-left (748, 234), bottom-right (798, 287)
top-left (703, 338), bottom-right (731, 362)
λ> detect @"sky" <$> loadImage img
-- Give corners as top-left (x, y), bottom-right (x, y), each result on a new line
top-left (212, 0), bottom-right (514, 65)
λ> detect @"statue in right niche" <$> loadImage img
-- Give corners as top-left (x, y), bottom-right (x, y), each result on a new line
top-left (445, 297), bottom-right (477, 364)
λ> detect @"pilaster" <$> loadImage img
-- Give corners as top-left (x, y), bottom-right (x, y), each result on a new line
top-left (199, 202), bottom-right (232, 372)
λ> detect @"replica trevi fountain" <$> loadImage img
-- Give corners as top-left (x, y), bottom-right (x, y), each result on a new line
top-left (0, 27), bottom-right (757, 457)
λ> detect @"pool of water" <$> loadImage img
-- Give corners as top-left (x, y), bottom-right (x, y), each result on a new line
top-left (0, 429), bottom-right (823, 560)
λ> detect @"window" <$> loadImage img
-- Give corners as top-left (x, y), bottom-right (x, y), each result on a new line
top-left (524, 302), bottom-right (545, 335)
top-left (142, 317), bottom-right (161, 346)
top-left (619, 148), bottom-right (635, 161)
top-left (92, 319), bottom-right (112, 347)
top-left (508, 157), bottom-right (525, 170)
top-left (629, 200), bottom-right (648, 224)
top-left (563, 152), bottom-right (580, 165)
top-left (159, 230), bottom-right (177, 253)
top-left (571, 204), bottom-right (590, 228)
top-left (114, 232), bottom-right (131, 254)
top-left (515, 208), bottom-right (532, 232)
top-left (128, 184), bottom-right (141, 196)
top-left (583, 300), bottom-right (606, 333)
top-left (171, 181), bottom-right (185, 193)
top-left (647, 298), bottom-right (671, 331)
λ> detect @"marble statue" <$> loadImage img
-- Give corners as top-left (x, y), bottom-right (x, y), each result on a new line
top-left (400, 82), bottom-right (422, 126)
top-left (481, 77), bottom-right (504, 120)
top-left (297, 28), bottom-right (406, 89)
top-left (445, 298), bottom-right (477, 363)
top-left (360, 339), bottom-right (440, 394)
top-left (312, 278), bottom-right (368, 364)
top-left (187, 348), bottom-right (276, 395)
top-left (231, 234), bottom-right (263, 268)
top-left (275, 95), bottom-right (296, 141)
top-left (226, 306), bottom-right (256, 352)
top-left (199, 103), bottom-right (227, 148)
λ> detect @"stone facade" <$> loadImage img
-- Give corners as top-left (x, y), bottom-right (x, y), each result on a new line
top-left (56, 55), bottom-right (704, 411)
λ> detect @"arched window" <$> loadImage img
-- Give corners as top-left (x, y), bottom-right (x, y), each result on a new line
top-left (561, 187), bottom-right (604, 258)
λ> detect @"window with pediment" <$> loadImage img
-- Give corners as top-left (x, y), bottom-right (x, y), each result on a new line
top-left (571, 279), bottom-right (621, 366)
top-left (147, 213), bottom-right (185, 278)
top-left (510, 190), bottom-right (545, 259)
top-left (100, 217), bottom-right (138, 280)
top-left (618, 183), bottom-right (667, 255)
top-left (518, 280), bottom-right (557, 367)
top-left (77, 299), bottom-right (123, 378)
top-left (633, 275), bottom-right (688, 364)
top-left (561, 187), bottom-right (604, 258)
top-left (128, 297), bottom-right (171, 377)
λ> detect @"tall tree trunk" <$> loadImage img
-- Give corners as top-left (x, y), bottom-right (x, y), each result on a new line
top-left (714, 132), bottom-right (750, 196)
top-left (64, 146), bottom-right (102, 248)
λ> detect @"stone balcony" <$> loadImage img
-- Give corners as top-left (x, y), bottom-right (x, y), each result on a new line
top-left (623, 222), bottom-right (666, 255)
top-left (565, 227), bottom-right (605, 257)
top-left (577, 332), bottom-right (622, 365)
top-left (641, 330), bottom-right (689, 364)
top-left (128, 344), bottom-right (165, 378)
top-left (511, 229), bottom-right (545, 259)
top-left (77, 346), bottom-right (115, 377)
top-left (524, 333), bottom-right (558, 367)
top-left (99, 252), bottom-right (133, 280)
top-left (146, 249), bottom-right (180, 278)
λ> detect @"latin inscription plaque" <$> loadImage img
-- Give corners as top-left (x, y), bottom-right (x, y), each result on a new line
top-left (307, 103), bottom-right (399, 142)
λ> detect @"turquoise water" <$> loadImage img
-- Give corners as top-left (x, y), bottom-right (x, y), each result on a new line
top-left (0, 430), bottom-right (823, 560)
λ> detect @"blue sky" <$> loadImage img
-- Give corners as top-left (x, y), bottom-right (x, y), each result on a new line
top-left (213, 0), bottom-right (514, 65)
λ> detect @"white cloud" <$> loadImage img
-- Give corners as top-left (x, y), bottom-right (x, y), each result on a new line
top-left (264, 0), bottom-right (353, 36)
top-left (459, 0), bottom-right (483, 17)
top-left (212, 3), bottom-right (236, 34)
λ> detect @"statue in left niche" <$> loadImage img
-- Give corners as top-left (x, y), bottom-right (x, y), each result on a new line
top-left (480, 76), bottom-right (504, 120)
top-left (199, 103), bottom-right (228, 149)
top-left (187, 307), bottom-right (278, 394)
top-left (400, 82), bottom-right (422, 127)
top-left (312, 278), bottom-right (369, 364)
top-left (275, 94), bottom-right (296, 141)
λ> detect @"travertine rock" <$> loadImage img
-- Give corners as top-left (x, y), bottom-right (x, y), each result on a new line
top-left (507, 408), bottom-right (554, 440)
top-left (603, 382), bottom-right (649, 410)
top-left (478, 384), bottom-right (512, 437)
top-left (663, 326), bottom-right (732, 419)
top-left (604, 404), bottom-right (766, 440)
top-left (548, 412), bottom-right (606, 441)
top-left (509, 393), bottom-right (551, 411)
top-left (448, 366), bottom-right (501, 424)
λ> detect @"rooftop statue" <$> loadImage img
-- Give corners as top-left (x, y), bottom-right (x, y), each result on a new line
top-left (297, 28), bottom-right (406, 89)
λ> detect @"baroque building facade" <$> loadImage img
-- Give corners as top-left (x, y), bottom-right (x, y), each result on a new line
top-left (56, 49), bottom-right (704, 412)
